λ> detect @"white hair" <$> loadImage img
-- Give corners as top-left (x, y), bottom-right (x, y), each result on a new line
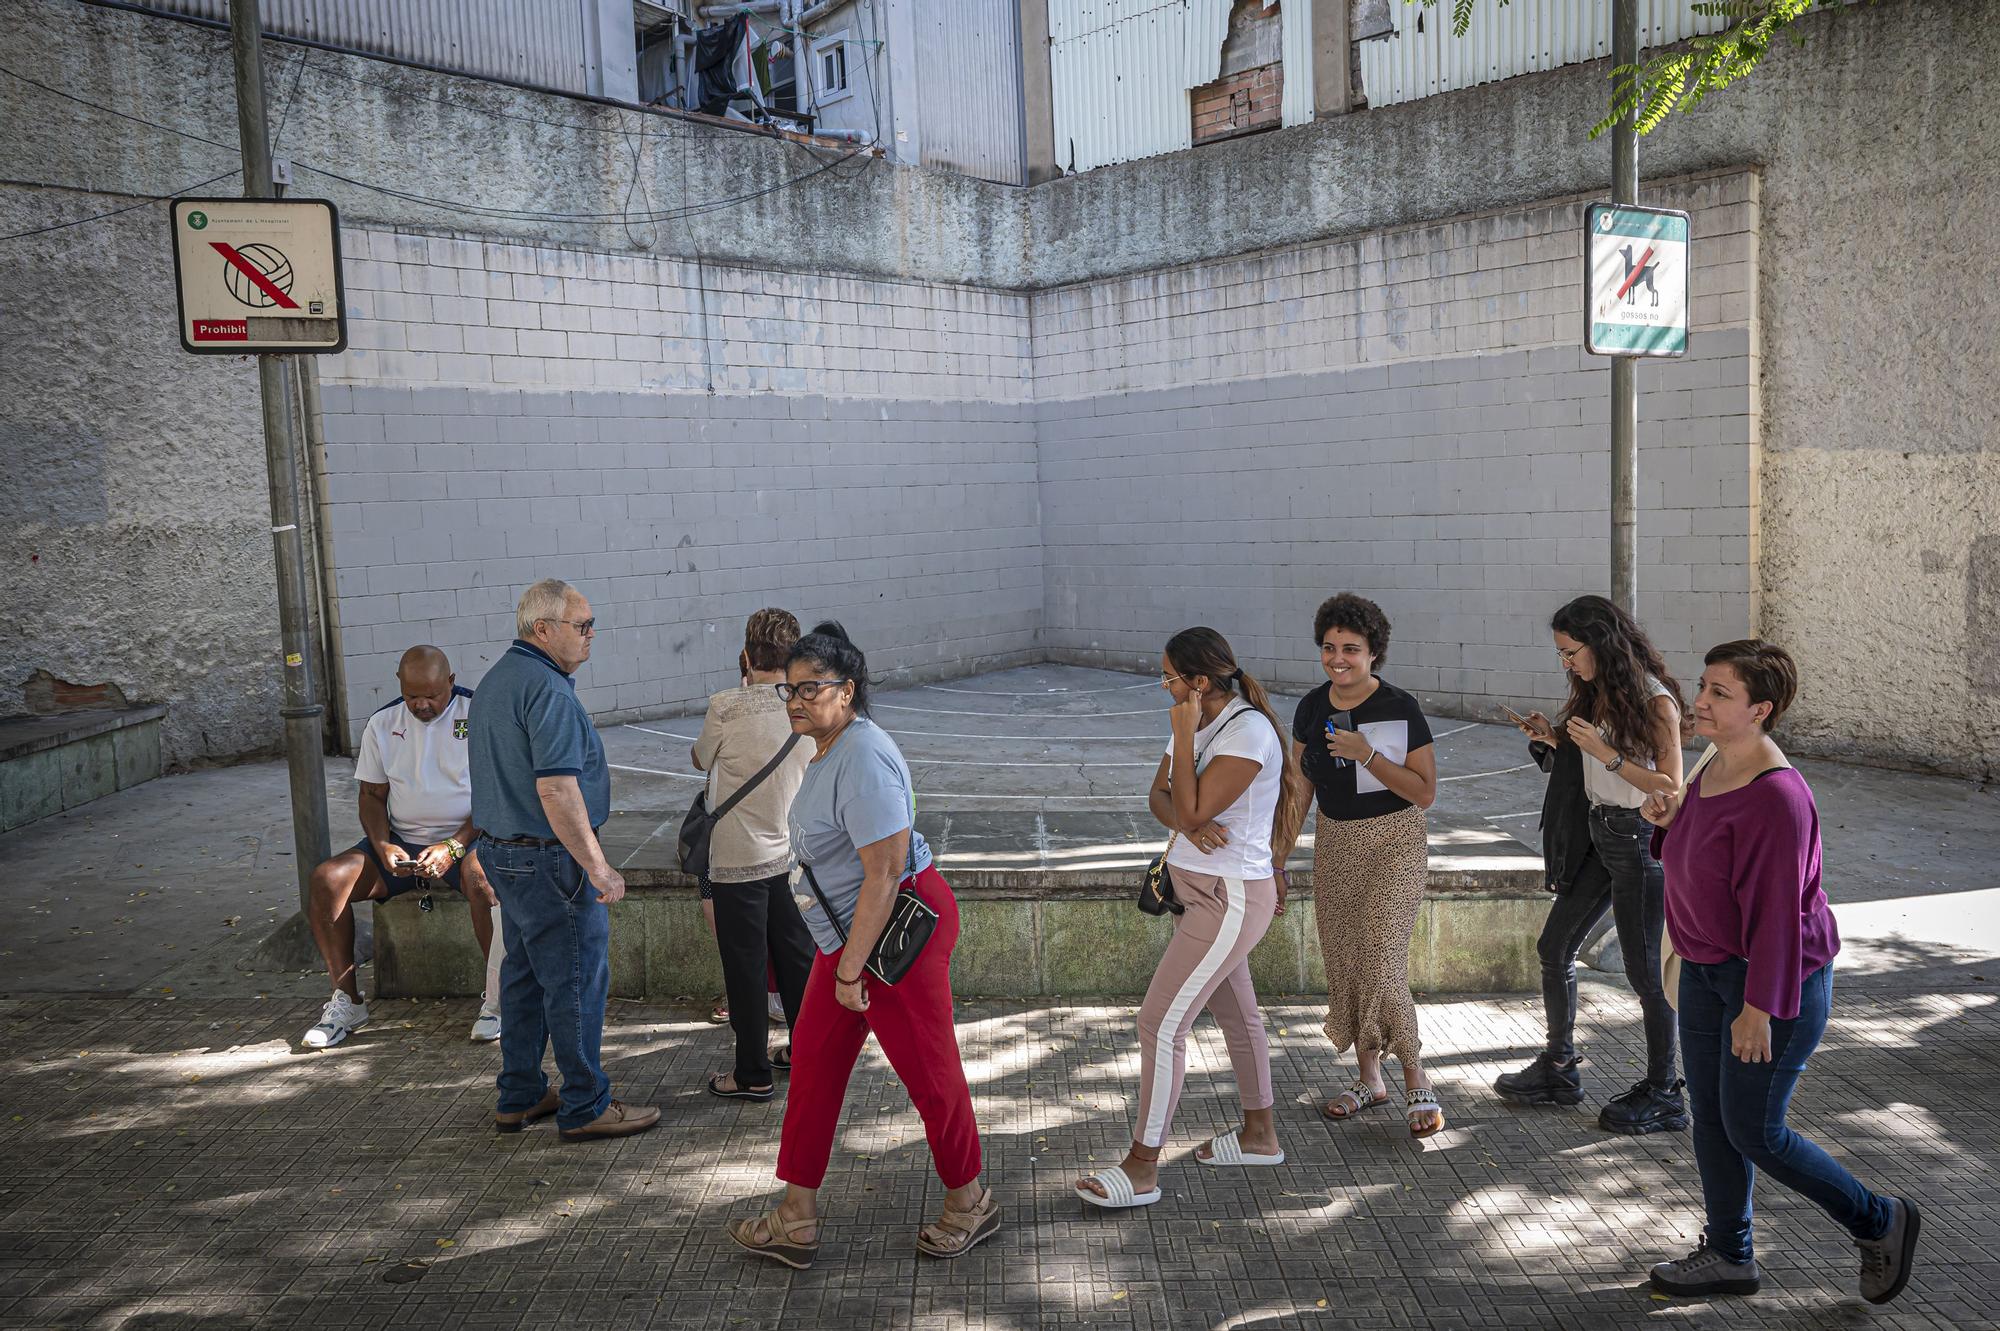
top-left (516, 578), bottom-right (577, 639)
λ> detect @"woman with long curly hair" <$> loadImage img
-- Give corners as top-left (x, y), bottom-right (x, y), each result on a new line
top-left (1294, 594), bottom-right (1445, 1137)
top-left (1495, 594), bottom-right (1688, 1134)
top-left (1076, 627), bottom-right (1309, 1209)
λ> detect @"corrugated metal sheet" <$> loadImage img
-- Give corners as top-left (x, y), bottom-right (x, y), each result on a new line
top-left (1277, 0), bottom-right (1314, 129)
top-left (131, 0), bottom-right (599, 96)
top-left (913, 0), bottom-right (1027, 185)
top-left (1356, 0), bottom-right (1730, 109)
top-left (1049, 0), bottom-right (1233, 173)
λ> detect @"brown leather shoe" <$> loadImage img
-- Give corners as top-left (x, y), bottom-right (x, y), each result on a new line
top-left (559, 1099), bottom-right (661, 1142)
top-left (493, 1089), bottom-right (561, 1134)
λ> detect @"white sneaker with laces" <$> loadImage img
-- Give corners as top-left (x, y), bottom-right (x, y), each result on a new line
top-left (470, 1006), bottom-right (502, 1043)
top-left (303, 992), bottom-right (368, 1049)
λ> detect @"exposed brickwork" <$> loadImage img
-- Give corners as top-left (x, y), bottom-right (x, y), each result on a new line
top-left (1193, 62), bottom-right (1284, 145)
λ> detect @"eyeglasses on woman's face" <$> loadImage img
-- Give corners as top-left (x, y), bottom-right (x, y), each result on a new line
top-left (775, 678), bottom-right (849, 702)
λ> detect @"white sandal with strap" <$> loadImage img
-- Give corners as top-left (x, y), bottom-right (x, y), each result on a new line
top-left (1198, 1127), bottom-right (1286, 1167)
top-left (1075, 1165), bottom-right (1161, 1209)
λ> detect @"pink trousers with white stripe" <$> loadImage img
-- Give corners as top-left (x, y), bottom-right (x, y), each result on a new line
top-left (1132, 869), bottom-right (1278, 1149)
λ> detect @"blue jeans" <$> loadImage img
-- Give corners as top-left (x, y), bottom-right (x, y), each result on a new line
top-left (1680, 957), bottom-right (1892, 1262)
top-left (478, 836), bottom-right (612, 1130)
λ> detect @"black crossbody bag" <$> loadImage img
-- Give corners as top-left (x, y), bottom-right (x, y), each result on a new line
top-left (1139, 707), bottom-right (1248, 916)
top-left (800, 842), bottom-right (938, 985)
top-left (677, 733), bottom-right (803, 880)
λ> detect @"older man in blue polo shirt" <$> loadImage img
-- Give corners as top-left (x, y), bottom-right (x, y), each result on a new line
top-left (468, 578), bottom-right (659, 1142)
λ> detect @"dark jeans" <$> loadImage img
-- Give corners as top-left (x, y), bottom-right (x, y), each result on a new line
top-left (1681, 958), bottom-right (1892, 1262)
top-left (479, 836), bottom-right (612, 1131)
top-left (1535, 803), bottom-right (1678, 1086)
top-left (711, 870), bottom-right (816, 1087)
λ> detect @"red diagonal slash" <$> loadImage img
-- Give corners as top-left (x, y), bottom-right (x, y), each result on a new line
top-left (211, 241), bottom-right (300, 309)
top-left (1614, 244), bottom-right (1656, 300)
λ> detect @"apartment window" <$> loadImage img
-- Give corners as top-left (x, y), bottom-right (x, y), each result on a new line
top-left (812, 31), bottom-right (852, 107)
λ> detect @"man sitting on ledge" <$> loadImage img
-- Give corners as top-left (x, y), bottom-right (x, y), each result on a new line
top-left (302, 645), bottom-right (503, 1049)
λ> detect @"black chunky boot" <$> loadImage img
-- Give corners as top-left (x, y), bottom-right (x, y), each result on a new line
top-left (1599, 1077), bottom-right (1690, 1134)
top-left (1493, 1052), bottom-right (1584, 1106)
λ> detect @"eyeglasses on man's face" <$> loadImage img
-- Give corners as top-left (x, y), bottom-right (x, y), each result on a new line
top-left (775, 678), bottom-right (848, 702)
top-left (544, 617), bottom-right (596, 636)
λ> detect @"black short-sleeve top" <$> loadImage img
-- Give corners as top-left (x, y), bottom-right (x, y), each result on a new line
top-left (1292, 678), bottom-right (1436, 821)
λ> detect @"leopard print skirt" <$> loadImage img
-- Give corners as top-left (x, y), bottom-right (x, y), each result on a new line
top-left (1313, 804), bottom-right (1428, 1063)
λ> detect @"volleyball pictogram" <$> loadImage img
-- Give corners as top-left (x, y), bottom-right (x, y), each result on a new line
top-left (220, 243), bottom-right (296, 308)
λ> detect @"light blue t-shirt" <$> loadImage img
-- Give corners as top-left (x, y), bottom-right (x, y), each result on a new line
top-left (788, 717), bottom-right (933, 954)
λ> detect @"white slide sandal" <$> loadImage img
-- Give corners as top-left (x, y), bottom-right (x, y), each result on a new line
top-left (1075, 1165), bottom-right (1162, 1209)
top-left (1197, 1128), bottom-right (1286, 1167)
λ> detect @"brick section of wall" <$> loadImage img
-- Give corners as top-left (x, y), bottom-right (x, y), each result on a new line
top-left (1192, 63), bottom-right (1283, 146)
top-left (1028, 172), bottom-right (1757, 402)
top-left (1038, 333), bottom-right (1757, 716)
top-left (326, 231), bottom-right (1033, 402)
top-left (319, 387), bottom-right (1041, 743)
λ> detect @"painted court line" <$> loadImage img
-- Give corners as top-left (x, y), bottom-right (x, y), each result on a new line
top-left (921, 680), bottom-right (1159, 696)
top-left (1437, 762), bottom-right (1537, 782)
top-left (876, 701), bottom-right (1165, 718)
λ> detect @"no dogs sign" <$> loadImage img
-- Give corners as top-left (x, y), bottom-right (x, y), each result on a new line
top-left (1584, 203), bottom-right (1690, 358)
top-left (170, 198), bottom-right (347, 354)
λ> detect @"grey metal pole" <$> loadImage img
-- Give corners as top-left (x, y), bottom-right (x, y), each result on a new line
top-left (1609, 0), bottom-right (1640, 615)
top-left (231, 0), bottom-right (330, 915)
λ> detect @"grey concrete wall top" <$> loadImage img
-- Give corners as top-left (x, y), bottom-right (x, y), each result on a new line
top-left (0, 0), bottom-right (1032, 287)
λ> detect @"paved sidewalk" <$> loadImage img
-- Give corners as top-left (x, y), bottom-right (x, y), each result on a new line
top-left (3, 664), bottom-right (1995, 1328)
top-left (1, 980), bottom-right (1992, 1329)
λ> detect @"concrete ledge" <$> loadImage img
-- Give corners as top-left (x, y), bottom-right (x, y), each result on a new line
top-left (375, 881), bottom-right (1547, 1000)
top-left (0, 705), bottom-right (167, 833)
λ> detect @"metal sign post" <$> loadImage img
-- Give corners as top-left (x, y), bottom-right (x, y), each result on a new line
top-left (218, 0), bottom-right (332, 927)
top-left (1608, 0), bottom-right (1640, 616)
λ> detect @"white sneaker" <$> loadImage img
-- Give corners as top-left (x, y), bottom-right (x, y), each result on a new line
top-left (767, 991), bottom-right (787, 1025)
top-left (469, 1008), bottom-right (502, 1043)
top-left (303, 992), bottom-right (368, 1049)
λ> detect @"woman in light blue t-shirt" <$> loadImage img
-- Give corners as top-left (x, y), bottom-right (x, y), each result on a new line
top-left (725, 623), bottom-right (996, 1270)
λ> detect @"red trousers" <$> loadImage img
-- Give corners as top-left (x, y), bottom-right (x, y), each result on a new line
top-left (776, 865), bottom-right (982, 1190)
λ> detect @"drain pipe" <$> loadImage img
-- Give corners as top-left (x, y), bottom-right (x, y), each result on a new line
top-left (294, 361), bottom-right (351, 754)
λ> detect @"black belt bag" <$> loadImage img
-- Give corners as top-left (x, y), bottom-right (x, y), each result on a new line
top-left (801, 860), bottom-right (938, 985)
top-left (678, 733), bottom-right (802, 880)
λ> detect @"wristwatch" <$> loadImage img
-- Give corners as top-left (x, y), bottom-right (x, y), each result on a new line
top-left (446, 837), bottom-right (466, 862)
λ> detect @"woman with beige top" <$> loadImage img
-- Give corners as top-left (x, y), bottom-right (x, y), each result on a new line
top-left (692, 609), bottom-right (817, 1101)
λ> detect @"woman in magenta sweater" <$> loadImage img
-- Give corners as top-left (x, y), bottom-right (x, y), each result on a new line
top-left (1642, 640), bottom-right (1920, 1305)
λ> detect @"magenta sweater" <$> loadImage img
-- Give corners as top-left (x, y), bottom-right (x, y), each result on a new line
top-left (1654, 766), bottom-right (1840, 1020)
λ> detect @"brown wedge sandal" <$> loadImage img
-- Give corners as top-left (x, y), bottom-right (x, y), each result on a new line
top-left (726, 1208), bottom-right (819, 1270)
top-left (915, 1186), bottom-right (1001, 1259)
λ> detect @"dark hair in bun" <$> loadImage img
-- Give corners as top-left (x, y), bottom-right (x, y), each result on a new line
top-left (788, 619), bottom-right (870, 715)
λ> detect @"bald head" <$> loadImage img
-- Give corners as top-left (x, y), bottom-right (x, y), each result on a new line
top-left (397, 645), bottom-right (455, 721)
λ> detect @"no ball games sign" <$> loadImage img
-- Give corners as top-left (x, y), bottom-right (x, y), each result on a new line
top-left (170, 198), bottom-right (347, 354)
top-left (1584, 203), bottom-right (1689, 358)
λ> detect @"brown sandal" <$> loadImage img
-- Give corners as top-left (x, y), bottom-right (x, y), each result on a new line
top-left (915, 1185), bottom-right (1001, 1259)
top-left (726, 1208), bottom-right (819, 1269)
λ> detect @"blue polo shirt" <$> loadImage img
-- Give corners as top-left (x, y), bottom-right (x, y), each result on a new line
top-left (467, 640), bottom-right (610, 840)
